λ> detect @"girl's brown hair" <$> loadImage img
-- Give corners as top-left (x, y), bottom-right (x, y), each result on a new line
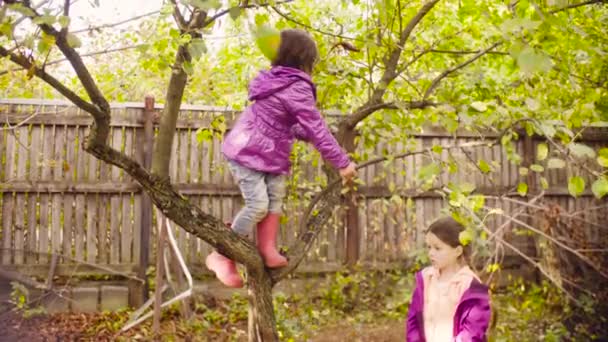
top-left (271, 29), bottom-right (319, 74)
top-left (427, 217), bottom-right (472, 263)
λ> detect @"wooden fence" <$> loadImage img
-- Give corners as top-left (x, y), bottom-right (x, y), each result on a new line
top-left (1, 98), bottom-right (606, 280)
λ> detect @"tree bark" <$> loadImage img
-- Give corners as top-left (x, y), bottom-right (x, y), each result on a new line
top-left (247, 269), bottom-right (278, 341)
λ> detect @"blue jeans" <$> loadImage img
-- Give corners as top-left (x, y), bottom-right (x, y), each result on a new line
top-left (228, 160), bottom-right (287, 236)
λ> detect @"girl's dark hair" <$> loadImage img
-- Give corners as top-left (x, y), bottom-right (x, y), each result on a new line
top-left (271, 29), bottom-right (319, 74)
top-left (427, 217), bottom-right (471, 262)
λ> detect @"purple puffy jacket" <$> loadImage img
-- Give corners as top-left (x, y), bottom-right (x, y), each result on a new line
top-left (406, 270), bottom-right (492, 341)
top-left (222, 66), bottom-right (350, 174)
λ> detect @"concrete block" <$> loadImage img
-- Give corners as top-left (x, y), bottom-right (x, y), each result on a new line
top-left (100, 285), bottom-right (129, 311)
top-left (43, 290), bottom-right (70, 314)
top-left (71, 287), bottom-right (98, 313)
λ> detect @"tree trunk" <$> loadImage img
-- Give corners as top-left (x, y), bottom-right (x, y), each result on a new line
top-left (247, 270), bottom-right (278, 341)
top-left (336, 123), bottom-right (360, 266)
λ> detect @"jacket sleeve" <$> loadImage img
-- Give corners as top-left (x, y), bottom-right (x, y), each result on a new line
top-left (282, 81), bottom-right (350, 169)
top-left (290, 124), bottom-right (309, 142)
top-left (454, 298), bottom-right (491, 342)
top-left (406, 273), bottom-right (424, 342)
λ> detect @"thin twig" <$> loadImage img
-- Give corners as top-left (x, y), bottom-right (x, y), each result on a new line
top-left (270, 4), bottom-right (359, 41)
top-left (423, 42), bottom-right (502, 100)
top-left (497, 214), bottom-right (608, 281)
top-left (549, 0), bottom-right (607, 13)
top-left (71, 10), bottom-right (161, 34)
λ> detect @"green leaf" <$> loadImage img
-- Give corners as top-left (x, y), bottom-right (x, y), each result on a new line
top-left (418, 162), bottom-right (441, 182)
top-left (536, 143), bottom-right (548, 161)
top-left (540, 177), bottom-right (549, 190)
top-left (471, 195), bottom-right (485, 212)
top-left (182, 61), bottom-right (194, 75)
top-left (432, 145), bottom-right (443, 154)
top-left (229, 7), bottom-right (242, 20)
top-left (189, 38), bottom-right (207, 60)
top-left (530, 164), bottom-right (544, 172)
top-left (459, 229), bottom-right (474, 246)
top-left (196, 128), bottom-right (213, 143)
top-left (547, 158), bottom-right (566, 169)
top-left (58, 15), bottom-right (70, 28)
top-left (568, 143), bottom-right (596, 159)
top-left (517, 47), bottom-right (552, 73)
top-left (478, 159), bottom-right (491, 174)
top-left (66, 33), bottom-right (82, 48)
top-left (255, 24), bottom-right (280, 61)
top-left (525, 98), bottom-right (540, 111)
top-left (470, 101), bottom-right (488, 112)
top-left (599, 148), bottom-right (608, 158)
top-left (568, 176), bottom-right (585, 197)
top-left (461, 183), bottom-right (476, 193)
top-left (517, 182), bottom-right (528, 196)
top-left (185, 0), bottom-right (221, 10)
top-left (538, 122), bottom-right (557, 138)
top-left (591, 177), bottom-right (608, 199)
top-left (519, 167), bottom-right (529, 176)
top-left (32, 15), bottom-right (56, 25)
top-left (598, 156), bottom-right (608, 168)
top-left (8, 4), bottom-right (35, 17)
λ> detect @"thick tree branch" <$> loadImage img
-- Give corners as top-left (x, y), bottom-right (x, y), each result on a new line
top-left (423, 42), bottom-right (501, 100)
top-left (0, 44), bottom-right (146, 76)
top-left (344, 100), bottom-right (436, 129)
top-left (169, 0), bottom-right (188, 30)
top-left (336, 0), bottom-right (441, 134)
top-left (0, 46), bottom-right (104, 118)
top-left (549, 0), bottom-right (607, 13)
top-left (17, 2), bottom-right (111, 117)
top-left (61, 0), bottom-right (70, 36)
top-left (271, 139), bottom-right (492, 282)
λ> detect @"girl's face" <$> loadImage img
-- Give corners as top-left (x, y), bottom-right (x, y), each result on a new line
top-left (425, 232), bottom-right (463, 271)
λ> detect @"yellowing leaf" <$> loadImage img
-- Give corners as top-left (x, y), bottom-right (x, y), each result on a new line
top-left (547, 158), bottom-right (566, 169)
top-left (470, 101), bottom-right (488, 112)
top-left (517, 182), bottom-right (528, 196)
top-left (537, 143), bottom-right (548, 161)
top-left (66, 33), bottom-right (82, 48)
top-left (568, 176), bottom-right (585, 197)
top-left (459, 229), bottom-right (474, 246)
top-left (255, 24), bottom-right (280, 61)
top-left (591, 177), bottom-right (608, 199)
top-left (568, 143), bottom-right (596, 159)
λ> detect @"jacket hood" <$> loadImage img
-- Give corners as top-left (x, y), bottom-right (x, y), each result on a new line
top-left (248, 66), bottom-right (315, 101)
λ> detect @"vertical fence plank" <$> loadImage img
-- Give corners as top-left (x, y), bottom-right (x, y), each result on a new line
top-left (63, 194), bottom-right (74, 259)
top-left (122, 194), bottom-right (132, 264)
top-left (98, 195), bottom-right (108, 264)
top-left (110, 195), bottom-right (121, 264)
top-left (27, 193), bottom-right (38, 264)
top-left (86, 195), bottom-right (98, 263)
top-left (51, 193), bottom-right (62, 259)
top-left (2, 194), bottom-right (14, 264)
top-left (75, 194), bottom-right (85, 261)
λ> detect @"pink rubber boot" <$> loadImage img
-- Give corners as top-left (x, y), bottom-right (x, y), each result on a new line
top-left (205, 251), bottom-right (243, 288)
top-left (256, 213), bottom-right (288, 268)
top-left (205, 222), bottom-right (243, 288)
